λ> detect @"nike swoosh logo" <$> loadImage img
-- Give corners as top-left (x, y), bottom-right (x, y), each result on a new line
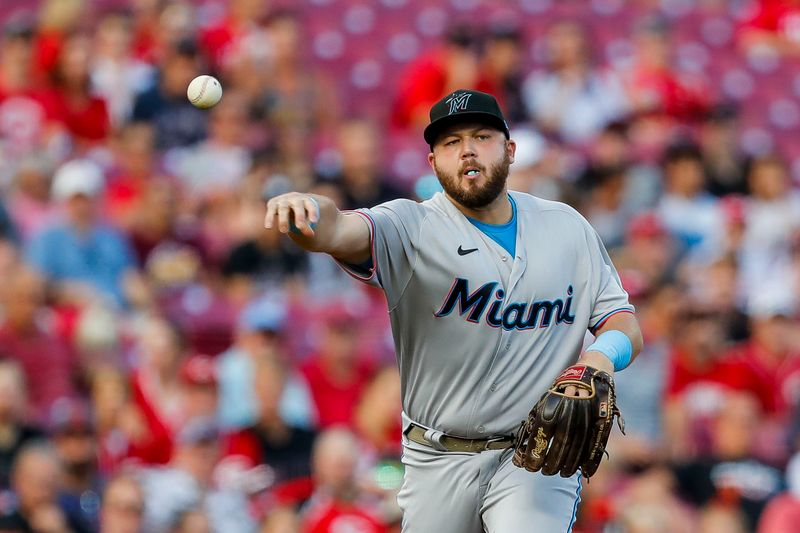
top-left (458, 246), bottom-right (478, 256)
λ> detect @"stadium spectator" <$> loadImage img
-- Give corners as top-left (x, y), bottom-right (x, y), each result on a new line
top-left (0, 18), bottom-right (67, 186)
top-left (91, 12), bottom-right (155, 127)
top-left (139, 416), bottom-right (255, 533)
top-left (256, 10), bottom-right (340, 150)
top-left (656, 142), bottom-right (723, 263)
top-left (740, 155), bottom-right (800, 302)
top-left (99, 474), bottom-right (145, 533)
top-left (49, 398), bottom-right (101, 533)
top-left (217, 296), bottom-right (316, 431)
top-left (7, 155), bottom-right (57, 242)
top-left (618, 16), bottom-right (710, 122)
top-left (739, 0), bottom-right (800, 57)
top-left (129, 316), bottom-right (187, 463)
top-left (672, 393), bottom-right (784, 530)
top-left (50, 31), bottom-right (111, 150)
top-left (300, 302), bottom-right (375, 429)
top-left (0, 265), bottom-right (76, 420)
top-left (164, 91), bottom-right (253, 202)
top-left (392, 24), bottom-right (493, 130)
top-left (0, 360), bottom-right (43, 489)
top-left (222, 355), bottom-right (317, 508)
top-left (700, 104), bottom-right (748, 197)
top-left (522, 20), bottom-right (629, 143)
top-left (479, 23), bottom-right (527, 125)
top-left (131, 38), bottom-right (208, 150)
top-left (0, 443), bottom-right (72, 532)
top-left (318, 118), bottom-right (405, 210)
top-left (25, 158), bottom-right (141, 308)
top-left (199, 0), bottom-right (270, 73)
top-left (223, 211), bottom-right (309, 294)
top-left (301, 428), bottom-right (387, 533)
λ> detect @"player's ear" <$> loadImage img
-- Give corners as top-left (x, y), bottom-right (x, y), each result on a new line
top-left (506, 139), bottom-right (517, 165)
top-left (427, 152), bottom-right (436, 171)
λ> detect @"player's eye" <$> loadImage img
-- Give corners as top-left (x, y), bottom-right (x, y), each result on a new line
top-left (444, 139), bottom-right (459, 146)
top-left (476, 134), bottom-right (490, 141)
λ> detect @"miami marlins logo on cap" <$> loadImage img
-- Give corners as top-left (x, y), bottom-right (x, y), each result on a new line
top-left (446, 92), bottom-right (472, 115)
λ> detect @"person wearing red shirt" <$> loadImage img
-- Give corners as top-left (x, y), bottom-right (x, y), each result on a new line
top-left (392, 25), bottom-right (497, 131)
top-left (302, 428), bottom-right (388, 533)
top-left (618, 16), bottom-right (710, 122)
top-left (0, 22), bottom-right (66, 169)
top-left (49, 33), bottom-right (110, 150)
top-left (664, 306), bottom-right (739, 458)
top-left (199, 0), bottom-right (269, 72)
top-left (300, 304), bottom-right (375, 429)
top-left (740, 0), bottom-right (800, 56)
top-left (718, 307), bottom-right (800, 417)
top-left (0, 265), bottom-right (76, 422)
top-left (128, 316), bottom-right (190, 465)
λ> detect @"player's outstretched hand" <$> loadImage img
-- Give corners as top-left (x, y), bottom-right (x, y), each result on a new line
top-left (264, 192), bottom-right (320, 238)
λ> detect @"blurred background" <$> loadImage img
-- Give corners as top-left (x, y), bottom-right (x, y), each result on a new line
top-left (0, 0), bottom-right (798, 531)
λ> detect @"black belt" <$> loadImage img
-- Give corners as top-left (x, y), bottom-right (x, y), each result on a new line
top-left (405, 424), bottom-right (514, 453)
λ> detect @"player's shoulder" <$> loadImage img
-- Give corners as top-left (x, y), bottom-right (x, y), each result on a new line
top-left (510, 190), bottom-right (591, 227)
top-left (369, 193), bottom-right (452, 220)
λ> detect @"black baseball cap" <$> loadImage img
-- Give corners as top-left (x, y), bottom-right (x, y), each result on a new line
top-left (423, 89), bottom-right (510, 147)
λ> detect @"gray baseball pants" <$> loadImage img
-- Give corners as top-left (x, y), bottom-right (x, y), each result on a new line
top-left (397, 437), bottom-right (582, 532)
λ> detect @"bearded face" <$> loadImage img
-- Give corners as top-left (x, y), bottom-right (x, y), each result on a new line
top-left (433, 150), bottom-right (512, 209)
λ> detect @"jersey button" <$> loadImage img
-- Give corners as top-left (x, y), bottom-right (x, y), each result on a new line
top-left (489, 384), bottom-right (497, 392)
top-left (501, 255), bottom-right (508, 262)
top-left (477, 425), bottom-right (485, 434)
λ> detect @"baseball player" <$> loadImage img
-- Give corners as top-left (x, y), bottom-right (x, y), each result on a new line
top-left (265, 89), bottom-right (643, 532)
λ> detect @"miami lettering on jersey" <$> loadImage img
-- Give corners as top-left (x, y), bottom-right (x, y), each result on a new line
top-left (434, 278), bottom-right (576, 331)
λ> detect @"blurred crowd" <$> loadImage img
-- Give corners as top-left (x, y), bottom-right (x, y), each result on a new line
top-left (0, 0), bottom-right (799, 532)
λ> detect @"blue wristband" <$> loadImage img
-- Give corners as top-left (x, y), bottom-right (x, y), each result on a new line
top-left (586, 330), bottom-right (632, 372)
top-left (289, 197), bottom-right (320, 235)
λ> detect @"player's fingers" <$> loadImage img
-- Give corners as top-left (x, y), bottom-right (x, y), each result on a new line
top-left (563, 385), bottom-right (577, 397)
top-left (277, 203), bottom-right (291, 233)
top-left (290, 199), bottom-right (316, 237)
top-left (304, 198), bottom-right (319, 223)
top-left (264, 199), bottom-right (277, 229)
top-left (290, 198), bottom-right (307, 227)
top-left (577, 388), bottom-right (591, 398)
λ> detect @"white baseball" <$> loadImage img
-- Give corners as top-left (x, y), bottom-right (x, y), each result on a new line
top-left (187, 75), bottom-right (223, 109)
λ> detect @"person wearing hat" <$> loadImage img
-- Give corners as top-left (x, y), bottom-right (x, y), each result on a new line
top-left (265, 89), bottom-right (642, 532)
top-left (24, 158), bottom-right (142, 308)
top-left (216, 296), bottom-right (316, 431)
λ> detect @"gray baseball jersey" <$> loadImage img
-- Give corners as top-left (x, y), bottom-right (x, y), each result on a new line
top-left (339, 190), bottom-right (633, 438)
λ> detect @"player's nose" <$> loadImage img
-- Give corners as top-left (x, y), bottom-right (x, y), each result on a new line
top-left (460, 140), bottom-right (477, 159)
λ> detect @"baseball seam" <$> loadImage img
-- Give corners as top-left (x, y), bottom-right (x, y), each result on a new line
top-left (191, 77), bottom-right (210, 105)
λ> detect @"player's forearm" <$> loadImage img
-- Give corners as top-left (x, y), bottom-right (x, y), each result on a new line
top-left (581, 312), bottom-right (643, 372)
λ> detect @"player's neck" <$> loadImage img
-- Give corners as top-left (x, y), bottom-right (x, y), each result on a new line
top-left (448, 190), bottom-right (512, 225)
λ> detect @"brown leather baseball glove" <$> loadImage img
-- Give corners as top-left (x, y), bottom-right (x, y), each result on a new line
top-left (512, 364), bottom-right (624, 479)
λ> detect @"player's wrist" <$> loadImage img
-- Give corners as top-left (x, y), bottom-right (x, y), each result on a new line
top-left (584, 330), bottom-right (632, 372)
top-left (577, 351), bottom-right (615, 375)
